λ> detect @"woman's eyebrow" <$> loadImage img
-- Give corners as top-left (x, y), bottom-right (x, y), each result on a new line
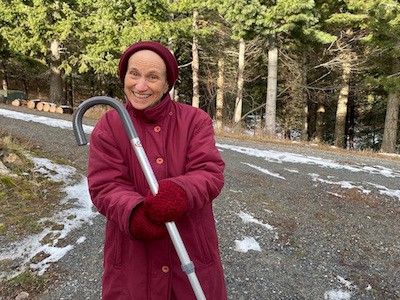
top-left (148, 70), bottom-right (162, 75)
top-left (127, 67), bottom-right (139, 72)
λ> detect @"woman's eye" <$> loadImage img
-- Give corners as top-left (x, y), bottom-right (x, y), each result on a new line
top-left (149, 75), bottom-right (158, 81)
top-left (130, 71), bottom-right (139, 77)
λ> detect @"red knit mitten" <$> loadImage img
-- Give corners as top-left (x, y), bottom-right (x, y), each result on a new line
top-left (144, 180), bottom-right (189, 224)
top-left (129, 204), bottom-right (168, 241)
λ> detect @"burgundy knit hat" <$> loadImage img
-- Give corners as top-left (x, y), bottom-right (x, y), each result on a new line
top-left (118, 41), bottom-right (179, 91)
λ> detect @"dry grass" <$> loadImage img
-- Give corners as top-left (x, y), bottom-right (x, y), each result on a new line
top-left (0, 270), bottom-right (56, 300)
top-left (81, 104), bottom-right (113, 120)
top-left (0, 135), bottom-right (65, 241)
top-left (0, 133), bottom-right (66, 299)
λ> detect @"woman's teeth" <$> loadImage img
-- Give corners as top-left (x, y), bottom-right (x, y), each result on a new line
top-left (134, 93), bottom-right (150, 99)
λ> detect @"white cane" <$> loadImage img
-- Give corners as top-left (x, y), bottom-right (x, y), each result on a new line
top-left (73, 96), bottom-right (206, 300)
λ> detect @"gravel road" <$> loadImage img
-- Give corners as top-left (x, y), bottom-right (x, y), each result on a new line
top-left (1, 103), bottom-right (400, 300)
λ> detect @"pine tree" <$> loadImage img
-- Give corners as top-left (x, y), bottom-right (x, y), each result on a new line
top-left (0, 0), bottom-right (80, 104)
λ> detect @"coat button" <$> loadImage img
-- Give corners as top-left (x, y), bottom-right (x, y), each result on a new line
top-left (162, 266), bottom-right (170, 273)
top-left (156, 158), bottom-right (164, 165)
top-left (154, 126), bottom-right (161, 132)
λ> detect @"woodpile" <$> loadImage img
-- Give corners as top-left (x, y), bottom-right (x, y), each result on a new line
top-left (11, 99), bottom-right (27, 107)
top-left (10, 99), bottom-right (73, 114)
top-left (27, 99), bottom-right (40, 109)
top-left (36, 101), bottom-right (45, 111)
top-left (56, 105), bottom-right (74, 114)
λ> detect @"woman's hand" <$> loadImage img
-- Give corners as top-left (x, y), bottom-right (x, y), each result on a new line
top-left (129, 204), bottom-right (168, 241)
top-left (144, 180), bottom-right (189, 224)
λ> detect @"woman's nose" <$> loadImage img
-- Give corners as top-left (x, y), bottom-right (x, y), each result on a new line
top-left (135, 77), bottom-right (148, 91)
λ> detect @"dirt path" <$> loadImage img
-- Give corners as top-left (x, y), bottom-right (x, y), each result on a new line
top-left (1, 104), bottom-right (400, 299)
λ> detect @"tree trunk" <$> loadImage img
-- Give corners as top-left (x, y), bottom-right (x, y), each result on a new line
top-left (381, 58), bottom-right (400, 153)
top-left (302, 104), bottom-right (309, 141)
top-left (1, 60), bottom-right (8, 103)
top-left (66, 74), bottom-right (74, 107)
top-left (334, 55), bottom-right (351, 148)
top-left (168, 38), bottom-right (176, 100)
top-left (348, 91), bottom-right (355, 150)
top-left (381, 92), bottom-right (399, 153)
top-left (49, 39), bottom-right (64, 104)
top-left (301, 54), bottom-right (308, 141)
top-left (234, 38), bottom-right (245, 124)
top-left (265, 34), bottom-right (278, 136)
top-left (215, 56), bottom-right (225, 131)
top-left (192, 10), bottom-right (200, 108)
top-left (173, 85), bottom-right (179, 102)
top-left (1, 79), bottom-right (7, 104)
top-left (23, 79), bottom-right (29, 99)
top-left (315, 100), bottom-right (326, 143)
top-left (168, 0), bottom-right (176, 99)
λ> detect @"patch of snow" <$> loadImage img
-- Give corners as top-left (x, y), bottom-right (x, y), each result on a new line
top-left (234, 237), bottom-right (261, 253)
top-left (0, 156), bottom-right (97, 280)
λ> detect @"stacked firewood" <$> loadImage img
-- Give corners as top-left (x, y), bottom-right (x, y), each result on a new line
top-left (11, 99), bottom-right (73, 114)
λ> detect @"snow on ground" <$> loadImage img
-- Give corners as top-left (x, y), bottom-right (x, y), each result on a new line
top-left (1, 108), bottom-right (400, 298)
top-left (0, 108), bottom-right (93, 134)
top-left (216, 143), bottom-right (400, 298)
top-left (324, 290), bottom-right (351, 300)
top-left (234, 211), bottom-right (277, 253)
top-left (324, 276), bottom-right (359, 300)
top-left (217, 143), bottom-right (400, 179)
top-left (237, 211), bottom-right (275, 231)
top-left (309, 173), bottom-right (372, 194)
top-left (0, 154), bottom-right (97, 279)
top-left (234, 236), bottom-right (262, 253)
top-left (242, 162), bottom-right (286, 179)
top-left (217, 143), bottom-right (400, 201)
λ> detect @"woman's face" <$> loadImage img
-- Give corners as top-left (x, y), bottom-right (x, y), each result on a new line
top-left (124, 50), bottom-right (169, 110)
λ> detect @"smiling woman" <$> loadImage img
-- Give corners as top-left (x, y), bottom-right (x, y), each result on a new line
top-left (123, 50), bottom-right (169, 110)
top-left (88, 41), bottom-right (227, 300)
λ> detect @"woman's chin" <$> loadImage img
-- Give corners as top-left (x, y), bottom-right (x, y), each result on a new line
top-left (128, 98), bottom-right (150, 110)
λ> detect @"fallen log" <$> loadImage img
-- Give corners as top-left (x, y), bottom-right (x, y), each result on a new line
top-left (11, 99), bottom-right (26, 107)
top-left (11, 99), bottom-right (20, 107)
top-left (49, 104), bottom-right (57, 113)
top-left (56, 105), bottom-right (73, 114)
top-left (43, 102), bottom-right (57, 112)
top-left (43, 103), bottom-right (50, 112)
top-left (27, 99), bottom-right (40, 109)
top-left (36, 102), bottom-right (45, 111)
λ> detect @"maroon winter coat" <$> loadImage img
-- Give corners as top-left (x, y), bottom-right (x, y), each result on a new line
top-left (87, 94), bottom-right (227, 299)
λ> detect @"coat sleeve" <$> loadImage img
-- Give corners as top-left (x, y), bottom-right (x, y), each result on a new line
top-left (87, 113), bottom-right (142, 238)
top-left (169, 111), bottom-right (225, 212)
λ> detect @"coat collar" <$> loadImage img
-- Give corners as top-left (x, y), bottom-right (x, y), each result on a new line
top-left (126, 94), bottom-right (172, 123)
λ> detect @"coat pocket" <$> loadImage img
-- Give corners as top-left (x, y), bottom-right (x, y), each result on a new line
top-left (192, 215), bottom-right (215, 266)
top-left (113, 228), bottom-right (123, 268)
